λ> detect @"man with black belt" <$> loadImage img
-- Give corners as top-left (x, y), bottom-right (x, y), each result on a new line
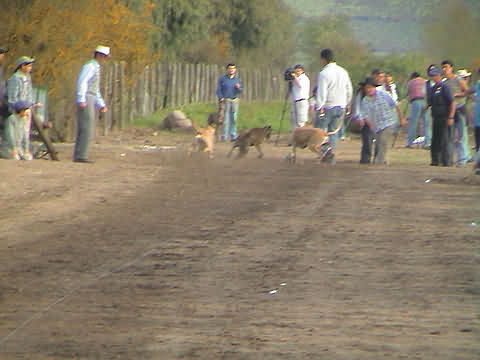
top-left (216, 63), bottom-right (243, 142)
top-left (426, 66), bottom-right (456, 167)
top-left (74, 45), bottom-right (110, 163)
top-left (290, 64), bottom-right (310, 129)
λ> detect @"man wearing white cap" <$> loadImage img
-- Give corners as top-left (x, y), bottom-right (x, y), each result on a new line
top-left (73, 45), bottom-right (110, 163)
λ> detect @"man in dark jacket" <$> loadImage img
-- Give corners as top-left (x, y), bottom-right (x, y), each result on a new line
top-left (426, 67), bottom-right (456, 166)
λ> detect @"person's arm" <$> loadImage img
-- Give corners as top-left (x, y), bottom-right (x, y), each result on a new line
top-left (76, 63), bottom-right (95, 106)
top-left (395, 105), bottom-right (406, 126)
top-left (216, 77), bottom-right (224, 101)
top-left (345, 73), bottom-right (353, 113)
top-left (391, 83), bottom-right (399, 103)
top-left (7, 76), bottom-right (20, 107)
top-left (95, 70), bottom-right (106, 111)
top-left (234, 78), bottom-right (243, 95)
top-left (316, 72), bottom-right (327, 111)
top-left (444, 85), bottom-right (456, 126)
top-left (455, 77), bottom-right (469, 97)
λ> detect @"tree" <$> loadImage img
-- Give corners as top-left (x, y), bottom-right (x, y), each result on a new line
top-left (1, 0), bottom-right (155, 97)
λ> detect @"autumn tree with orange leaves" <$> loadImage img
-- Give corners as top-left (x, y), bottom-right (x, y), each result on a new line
top-left (1, 0), bottom-right (155, 98)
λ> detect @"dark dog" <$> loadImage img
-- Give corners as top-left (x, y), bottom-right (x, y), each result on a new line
top-left (227, 126), bottom-right (272, 159)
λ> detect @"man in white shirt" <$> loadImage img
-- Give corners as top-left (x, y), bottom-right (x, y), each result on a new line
top-left (74, 45), bottom-right (110, 163)
top-left (315, 49), bottom-right (353, 164)
top-left (290, 64), bottom-right (310, 129)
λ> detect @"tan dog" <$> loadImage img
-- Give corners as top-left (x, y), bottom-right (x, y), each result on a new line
top-left (188, 121), bottom-right (216, 159)
top-left (286, 123), bottom-right (342, 163)
top-left (227, 126), bottom-right (272, 159)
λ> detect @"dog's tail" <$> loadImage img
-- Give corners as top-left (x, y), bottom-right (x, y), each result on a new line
top-left (326, 116), bottom-right (344, 136)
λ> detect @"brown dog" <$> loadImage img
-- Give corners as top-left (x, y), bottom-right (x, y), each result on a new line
top-left (227, 126), bottom-right (272, 159)
top-left (188, 121), bottom-right (216, 159)
top-left (286, 124), bottom-right (341, 163)
top-left (207, 102), bottom-right (224, 141)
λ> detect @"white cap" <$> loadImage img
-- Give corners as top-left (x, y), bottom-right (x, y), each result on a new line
top-left (95, 45), bottom-right (110, 56)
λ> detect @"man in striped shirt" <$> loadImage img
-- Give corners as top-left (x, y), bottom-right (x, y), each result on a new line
top-left (359, 77), bottom-right (406, 164)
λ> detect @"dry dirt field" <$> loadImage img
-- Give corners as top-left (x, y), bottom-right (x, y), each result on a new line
top-left (0, 130), bottom-right (479, 360)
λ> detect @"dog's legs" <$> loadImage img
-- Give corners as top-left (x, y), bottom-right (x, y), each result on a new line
top-left (187, 140), bottom-right (198, 157)
top-left (290, 145), bottom-right (297, 163)
top-left (236, 144), bottom-right (248, 159)
top-left (255, 144), bottom-right (264, 158)
top-left (308, 143), bottom-right (323, 159)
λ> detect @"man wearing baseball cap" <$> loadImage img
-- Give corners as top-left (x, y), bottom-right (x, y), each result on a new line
top-left (73, 45), bottom-right (110, 163)
top-left (7, 55), bottom-right (40, 160)
top-left (425, 66), bottom-right (456, 166)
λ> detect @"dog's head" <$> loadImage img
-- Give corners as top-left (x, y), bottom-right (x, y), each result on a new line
top-left (263, 125), bottom-right (272, 140)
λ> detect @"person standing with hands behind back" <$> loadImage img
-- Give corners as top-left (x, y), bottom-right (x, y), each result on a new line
top-left (74, 45), bottom-right (110, 163)
top-left (216, 63), bottom-right (243, 142)
top-left (426, 66), bottom-right (456, 167)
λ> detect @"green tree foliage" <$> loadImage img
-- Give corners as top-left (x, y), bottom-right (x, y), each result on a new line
top-left (298, 15), bottom-right (432, 92)
top-left (122, 0), bottom-right (295, 66)
top-left (423, 0), bottom-right (480, 70)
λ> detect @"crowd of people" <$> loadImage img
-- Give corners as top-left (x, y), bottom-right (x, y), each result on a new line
top-left (1, 45), bottom-right (479, 173)
top-left (214, 48), bottom-right (479, 171)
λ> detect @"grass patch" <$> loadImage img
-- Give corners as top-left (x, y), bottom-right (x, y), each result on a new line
top-left (134, 100), bottom-right (291, 133)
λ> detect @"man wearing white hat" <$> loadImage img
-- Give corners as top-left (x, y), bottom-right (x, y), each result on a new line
top-left (73, 45), bottom-right (110, 163)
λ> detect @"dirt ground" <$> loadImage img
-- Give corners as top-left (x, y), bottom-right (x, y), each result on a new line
top-left (0, 129), bottom-right (479, 360)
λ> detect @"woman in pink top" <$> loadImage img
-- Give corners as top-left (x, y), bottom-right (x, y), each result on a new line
top-left (407, 72), bottom-right (430, 148)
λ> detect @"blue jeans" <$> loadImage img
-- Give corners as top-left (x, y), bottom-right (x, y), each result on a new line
top-left (316, 107), bottom-right (345, 151)
top-left (407, 99), bottom-right (426, 146)
top-left (223, 99), bottom-right (239, 141)
top-left (454, 107), bottom-right (471, 163)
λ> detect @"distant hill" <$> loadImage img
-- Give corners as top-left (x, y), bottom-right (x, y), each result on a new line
top-left (283, 0), bottom-right (480, 53)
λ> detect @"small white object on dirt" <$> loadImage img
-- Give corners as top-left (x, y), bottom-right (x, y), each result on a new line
top-left (425, 179), bottom-right (432, 183)
top-left (268, 289), bottom-right (278, 295)
top-left (280, 283), bottom-right (287, 287)
top-left (120, 153), bottom-right (126, 157)
top-left (153, 132), bottom-right (158, 136)
top-left (157, 146), bottom-right (176, 151)
top-left (471, 222), bottom-right (477, 227)
top-left (143, 145), bottom-right (157, 150)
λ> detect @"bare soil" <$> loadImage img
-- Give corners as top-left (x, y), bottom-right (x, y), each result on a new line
top-left (0, 130), bottom-right (479, 359)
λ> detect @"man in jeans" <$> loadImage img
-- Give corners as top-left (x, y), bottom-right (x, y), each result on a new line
top-left (441, 60), bottom-right (471, 166)
top-left (406, 72), bottom-right (430, 148)
top-left (216, 63), bottom-right (243, 141)
top-left (359, 77), bottom-right (406, 164)
top-left (315, 49), bottom-right (353, 164)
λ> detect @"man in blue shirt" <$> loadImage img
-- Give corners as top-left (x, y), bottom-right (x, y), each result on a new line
top-left (216, 64), bottom-right (243, 141)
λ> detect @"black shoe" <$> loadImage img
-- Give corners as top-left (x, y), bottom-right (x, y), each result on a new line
top-left (74, 158), bottom-right (94, 163)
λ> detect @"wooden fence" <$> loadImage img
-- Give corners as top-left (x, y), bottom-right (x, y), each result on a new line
top-left (47, 63), bottom-right (284, 141)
